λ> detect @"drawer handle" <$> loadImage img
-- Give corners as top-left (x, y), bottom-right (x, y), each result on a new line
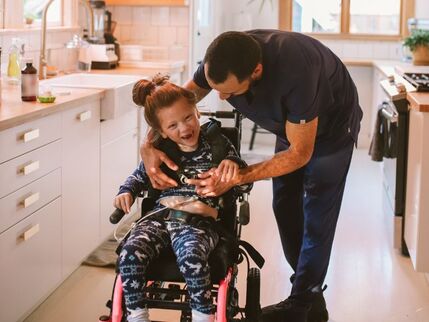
top-left (78, 111), bottom-right (92, 122)
top-left (23, 129), bottom-right (40, 143)
top-left (22, 192), bottom-right (40, 208)
top-left (21, 161), bottom-right (40, 175)
top-left (22, 224), bottom-right (40, 241)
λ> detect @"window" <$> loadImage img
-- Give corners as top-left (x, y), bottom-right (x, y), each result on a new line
top-left (279, 0), bottom-right (413, 39)
top-left (349, 0), bottom-right (401, 35)
top-left (292, 0), bottom-right (341, 33)
top-left (23, 0), bottom-right (63, 26)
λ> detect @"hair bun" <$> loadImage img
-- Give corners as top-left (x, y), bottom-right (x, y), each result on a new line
top-left (132, 79), bottom-right (155, 106)
top-left (132, 74), bottom-right (171, 106)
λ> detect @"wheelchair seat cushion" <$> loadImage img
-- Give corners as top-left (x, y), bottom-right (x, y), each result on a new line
top-left (145, 235), bottom-right (239, 283)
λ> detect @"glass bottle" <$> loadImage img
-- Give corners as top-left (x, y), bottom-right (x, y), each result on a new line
top-left (7, 38), bottom-right (21, 85)
top-left (21, 59), bottom-right (38, 102)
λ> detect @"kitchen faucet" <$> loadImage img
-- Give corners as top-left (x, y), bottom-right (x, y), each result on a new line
top-left (39, 0), bottom-right (95, 79)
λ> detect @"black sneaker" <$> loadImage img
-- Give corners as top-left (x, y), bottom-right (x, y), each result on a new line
top-left (261, 298), bottom-right (311, 322)
top-left (308, 292), bottom-right (329, 322)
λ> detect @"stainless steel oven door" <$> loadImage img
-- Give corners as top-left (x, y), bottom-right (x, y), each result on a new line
top-left (379, 101), bottom-right (402, 248)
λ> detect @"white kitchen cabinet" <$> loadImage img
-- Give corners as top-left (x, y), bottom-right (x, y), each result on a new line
top-left (0, 198), bottom-right (62, 322)
top-left (0, 111), bottom-right (63, 322)
top-left (346, 66), bottom-right (373, 148)
top-left (61, 101), bottom-right (101, 277)
top-left (405, 109), bottom-right (429, 272)
top-left (100, 109), bottom-right (139, 241)
top-left (100, 129), bottom-right (139, 240)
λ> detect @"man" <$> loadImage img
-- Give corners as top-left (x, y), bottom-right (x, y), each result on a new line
top-left (141, 30), bottom-right (362, 322)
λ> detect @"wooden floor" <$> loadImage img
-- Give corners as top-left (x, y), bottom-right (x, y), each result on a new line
top-left (25, 148), bottom-right (429, 322)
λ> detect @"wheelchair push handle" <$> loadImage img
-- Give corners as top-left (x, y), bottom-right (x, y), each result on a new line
top-left (200, 110), bottom-right (236, 119)
top-left (110, 208), bottom-right (126, 224)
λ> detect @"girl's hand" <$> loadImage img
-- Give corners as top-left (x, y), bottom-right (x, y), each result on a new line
top-left (215, 159), bottom-right (239, 183)
top-left (113, 193), bottom-right (134, 214)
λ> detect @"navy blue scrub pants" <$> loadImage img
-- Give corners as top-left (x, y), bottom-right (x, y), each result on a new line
top-left (272, 136), bottom-right (354, 300)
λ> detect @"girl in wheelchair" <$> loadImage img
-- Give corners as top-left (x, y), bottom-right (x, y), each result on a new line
top-left (113, 74), bottom-right (247, 322)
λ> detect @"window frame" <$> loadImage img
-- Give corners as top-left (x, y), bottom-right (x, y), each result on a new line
top-left (279, 0), bottom-right (415, 40)
top-left (2, 0), bottom-right (77, 30)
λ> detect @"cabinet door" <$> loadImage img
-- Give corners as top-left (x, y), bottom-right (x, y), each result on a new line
top-left (405, 110), bottom-right (429, 272)
top-left (100, 129), bottom-right (138, 241)
top-left (62, 101), bottom-right (100, 277)
top-left (0, 198), bottom-right (61, 322)
top-left (105, 0), bottom-right (188, 5)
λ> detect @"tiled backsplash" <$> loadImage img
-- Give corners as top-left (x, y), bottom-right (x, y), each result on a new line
top-left (106, 6), bottom-right (189, 62)
top-left (322, 39), bottom-right (404, 61)
top-left (0, 28), bottom-right (80, 75)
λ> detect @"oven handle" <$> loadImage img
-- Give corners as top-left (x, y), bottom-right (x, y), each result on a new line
top-left (381, 102), bottom-right (398, 123)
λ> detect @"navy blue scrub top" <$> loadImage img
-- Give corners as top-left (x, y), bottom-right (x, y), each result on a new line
top-left (193, 29), bottom-right (363, 156)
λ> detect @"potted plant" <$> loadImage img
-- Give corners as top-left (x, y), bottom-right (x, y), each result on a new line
top-left (24, 13), bottom-right (36, 26)
top-left (404, 30), bottom-right (429, 65)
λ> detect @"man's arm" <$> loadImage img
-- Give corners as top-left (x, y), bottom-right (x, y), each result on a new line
top-left (238, 118), bottom-right (318, 184)
top-left (189, 118), bottom-right (318, 196)
top-left (183, 79), bottom-right (211, 103)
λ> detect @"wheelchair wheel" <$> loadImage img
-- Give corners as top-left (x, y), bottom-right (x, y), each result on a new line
top-left (245, 267), bottom-right (261, 322)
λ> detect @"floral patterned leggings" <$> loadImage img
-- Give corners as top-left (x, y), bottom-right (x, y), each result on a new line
top-left (118, 218), bottom-right (219, 315)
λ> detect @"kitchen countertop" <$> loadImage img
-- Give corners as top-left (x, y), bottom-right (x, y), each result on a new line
top-left (407, 92), bottom-right (429, 112)
top-left (0, 81), bottom-right (103, 131)
top-left (361, 59), bottom-right (429, 113)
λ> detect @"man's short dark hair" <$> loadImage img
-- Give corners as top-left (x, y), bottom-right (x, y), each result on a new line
top-left (204, 31), bottom-right (262, 84)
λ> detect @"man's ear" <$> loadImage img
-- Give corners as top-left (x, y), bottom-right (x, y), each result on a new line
top-left (252, 63), bottom-right (263, 80)
top-left (196, 108), bottom-right (201, 118)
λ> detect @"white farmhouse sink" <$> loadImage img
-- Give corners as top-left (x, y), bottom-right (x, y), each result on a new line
top-left (43, 73), bottom-right (144, 120)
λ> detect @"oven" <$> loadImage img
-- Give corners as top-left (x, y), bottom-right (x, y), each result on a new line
top-left (379, 78), bottom-right (410, 255)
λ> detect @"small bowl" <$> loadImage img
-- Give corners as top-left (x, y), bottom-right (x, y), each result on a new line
top-left (37, 96), bottom-right (56, 103)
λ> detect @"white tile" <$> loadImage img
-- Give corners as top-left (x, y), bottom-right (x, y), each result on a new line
top-left (151, 7), bottom-right (170, 26)
top-left (131, 26), bottom-right (158, 46)
top-left (168, 45), bottom-right (188, 60)
top-left (343, 41), bottom-right (359, 58)
top-left (389, 42), bottom-right (403, 60)
top-left (169, 7), bottom-right (189, 26)
top-left (132, 7), bottom-right (151, 25)
top-left (158, 26), bottom-right (177, 46)
top-left (118, 25), bottom-right (131, 43)
top-left (372, 42), bottom-right (390, 59)
top-left (176, 26), bottom-right (189, 46)
top-left (114, 6), bottom-right (133, 25)
top-left (358, 42), bottom-right (374, 59)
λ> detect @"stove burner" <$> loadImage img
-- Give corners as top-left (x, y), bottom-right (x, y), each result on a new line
top-left (402, 73), bottom-right (429, 92)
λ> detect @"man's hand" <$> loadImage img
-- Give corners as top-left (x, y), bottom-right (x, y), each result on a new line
top-left (140, 142), bottom-right (178, 190)
top-left (186, 167), bottom-right (239, 197)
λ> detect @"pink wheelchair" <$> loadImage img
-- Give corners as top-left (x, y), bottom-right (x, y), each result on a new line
top-left (98, 111), bottom-right (264, 322)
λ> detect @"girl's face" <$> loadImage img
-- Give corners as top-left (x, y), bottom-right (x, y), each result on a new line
top-left (157, 97), bottom-right (200, 151)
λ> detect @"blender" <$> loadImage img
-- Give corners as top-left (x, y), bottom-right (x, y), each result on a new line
top-left (89, 0), bottom-right (118, 69)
